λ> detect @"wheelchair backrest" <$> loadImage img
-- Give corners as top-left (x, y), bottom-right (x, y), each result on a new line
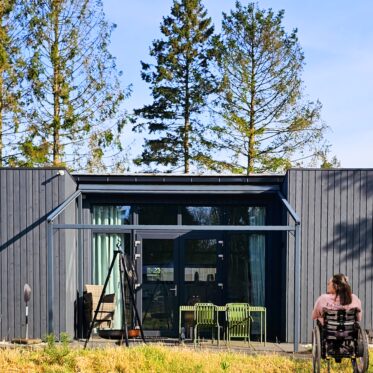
top-left (323, 308), bottom-right (358, 323)
top-left (322, 308), bottom-right (359, 340)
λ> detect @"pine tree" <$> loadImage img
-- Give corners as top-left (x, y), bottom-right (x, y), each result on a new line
top-left (0, 0), bottom-right (27, 166)
top-left (22, 0), bottom-right (126, 168)
top-left (214, 2), bottom-right (327, 174)
top-left (134, 0), bottom-right (218, 173)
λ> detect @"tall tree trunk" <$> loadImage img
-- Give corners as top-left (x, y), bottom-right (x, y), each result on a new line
top-left (184, 59), bottom-right (190, 174)
top-left (248, 90), bottom-right (255, 175)
top-left (184, 116), bottom-right (190, 173)
top-left (248, 43), bottom-right (256, 175)
top-left (52, 0), bottom-right (61, 166)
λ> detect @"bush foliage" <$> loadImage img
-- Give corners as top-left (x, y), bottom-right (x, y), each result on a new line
top-left (0, 344), bottom-right (371, 372)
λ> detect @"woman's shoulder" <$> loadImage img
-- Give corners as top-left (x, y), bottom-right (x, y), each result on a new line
top-left (317, 293), bottom-right (334, 301)
top-left (315, 293), bottom-right (334, 304)
top-left (351, 293), bottom-right (362, 304)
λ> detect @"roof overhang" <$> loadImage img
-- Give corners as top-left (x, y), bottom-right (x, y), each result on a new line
top-left (78, 183), bottom-right (280, 194)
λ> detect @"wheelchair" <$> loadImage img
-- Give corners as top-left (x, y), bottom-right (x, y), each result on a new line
top-left (312, 308), bottom-right (369, 373)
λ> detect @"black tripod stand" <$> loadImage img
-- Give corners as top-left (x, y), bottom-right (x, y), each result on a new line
top-left (84, 247), bottom-right (145, 348)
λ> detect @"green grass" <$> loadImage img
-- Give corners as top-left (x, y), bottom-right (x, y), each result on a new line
top-left (0, 343), bottom-right (371, 372)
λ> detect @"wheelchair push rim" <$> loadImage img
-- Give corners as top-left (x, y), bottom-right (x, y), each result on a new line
top-left (351, 324), bottom-right (369, 373)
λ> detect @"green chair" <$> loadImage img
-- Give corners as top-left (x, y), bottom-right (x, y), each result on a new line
top-left (225, 303), bottom-right (252, 345)
top-left (193, 303), bottom-right (220, 346)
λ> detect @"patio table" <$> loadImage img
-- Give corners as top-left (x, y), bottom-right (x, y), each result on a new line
top-left (178, 305), bottom-right (266, 344)
top-left (248, 306), bottom-right (266, 345)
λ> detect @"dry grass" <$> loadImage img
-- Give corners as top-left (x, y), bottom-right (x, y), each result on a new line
top-left (0, 344), bottom-right (371, 372)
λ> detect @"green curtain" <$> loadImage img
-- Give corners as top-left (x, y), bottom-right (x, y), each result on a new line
top-left (92, 206), bottom-right (123, 329)
top-left (248, 207), bottom-right (265, 306)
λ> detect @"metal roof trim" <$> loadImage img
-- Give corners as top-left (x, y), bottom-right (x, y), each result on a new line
top-left (79, 183), bottom-right (279, 193)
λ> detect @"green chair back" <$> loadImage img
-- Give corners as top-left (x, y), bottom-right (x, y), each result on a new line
top-left (194, 303), bottom-right (217, 326)
top-left (226, 303), bottom-right (251, 341)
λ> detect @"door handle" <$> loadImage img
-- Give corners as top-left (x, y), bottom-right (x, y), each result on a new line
top-left (170, 285), bottom-right (178, 296)
top-left (218, 283), bottom-right (224, 290)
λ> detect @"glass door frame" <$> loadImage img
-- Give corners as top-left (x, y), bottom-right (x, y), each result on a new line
top-left (135, 230), bottom-right (226, 337)
top-left (135, 230), bottom-right (182, 337)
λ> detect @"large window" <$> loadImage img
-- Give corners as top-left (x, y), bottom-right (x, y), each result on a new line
top-left (91, 206), bottom-right (131, 329)
top-left (91, 232), bottom-right (131, 329)
top-left (227, 207), bottom-right (266, 307)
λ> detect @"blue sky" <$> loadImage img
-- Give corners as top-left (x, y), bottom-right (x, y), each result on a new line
top-left (103, 0), bottom-right (373, 168)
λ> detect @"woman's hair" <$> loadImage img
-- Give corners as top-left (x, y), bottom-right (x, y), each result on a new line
top-left (332, 273), bottom-right (352, 305)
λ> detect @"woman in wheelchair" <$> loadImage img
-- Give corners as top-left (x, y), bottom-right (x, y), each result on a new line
top-left (311, 274), bottom-right (368, 373)
top-left (312, 273), bottom-right (362, 324)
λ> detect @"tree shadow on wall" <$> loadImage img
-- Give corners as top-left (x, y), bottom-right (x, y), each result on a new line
top-left (322, 170), bottom-right (373, 282)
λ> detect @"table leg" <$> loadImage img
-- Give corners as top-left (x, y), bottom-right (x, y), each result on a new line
top-left (264, 309), bottom-right (266, 346)
top-left (260, 311), bottom-right (263, 343)
top-left (248, 309), bottom-right (251, 343)
top-left (179, 309), bottom-right (182, 339)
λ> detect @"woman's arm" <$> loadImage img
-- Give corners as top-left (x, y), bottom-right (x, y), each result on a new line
top-left (312, 295), bottom-right (325, 320)
top-left (352, 294), bottom-right (362, 321)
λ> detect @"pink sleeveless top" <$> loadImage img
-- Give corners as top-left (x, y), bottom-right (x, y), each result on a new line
top-left (312, 293), bottom-right (362, 324)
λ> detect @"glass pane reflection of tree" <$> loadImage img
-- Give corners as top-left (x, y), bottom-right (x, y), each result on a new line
top-left (182, 206), bottom-right (222, 225)
top-left (184, 239), bottom-right (219, 305)
top-left (182, 205), bottom-right (266, 226)
top-left (228, 233), bottom-right (265, 306)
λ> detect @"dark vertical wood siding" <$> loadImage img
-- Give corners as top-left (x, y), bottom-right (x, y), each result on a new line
top-left (64, 174), bottom-right (77, 337)
top-left (286, 169), bottom-right (373, 342)
top-left (0, 169), bottom-right (77, 340)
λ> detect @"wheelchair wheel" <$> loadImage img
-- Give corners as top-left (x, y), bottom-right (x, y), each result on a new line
top-left (352, 324), bottom-right (369, 373)
top-left (312, 325), bottom-right (321, 373)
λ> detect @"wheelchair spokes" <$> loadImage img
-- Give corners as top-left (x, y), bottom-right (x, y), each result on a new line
top-left (351, 324), bottom-right (369, 373)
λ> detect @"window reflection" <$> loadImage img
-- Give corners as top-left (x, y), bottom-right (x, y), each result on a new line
top-left (182, 206), bottom-right (265, 226)
top-left (92, 205), bottom-right (266, 226)
top-left (184, 239), bottom-right (217, 282)
top-left (184, 239), bottom-right (219, 305)
top-left (226, 206), bottom-right (266, 225)
top-left (227, 233), bottom-right (265, 306)
top-left (92, 205), bottom-right (132, 225)
top-left (143, 239), bottom-right (174, 282)
top-left (182, 206), bottom-right (222, 225)
top-left (142, 239), bottom-right (175, 331)
top-left (138, 205), bottom-right (178, 225)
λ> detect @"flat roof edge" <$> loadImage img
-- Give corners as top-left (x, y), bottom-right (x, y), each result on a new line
top-left (73, 174), bottom-right (284, 185)
top-left (79, 184), bottom-right (280, 193)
